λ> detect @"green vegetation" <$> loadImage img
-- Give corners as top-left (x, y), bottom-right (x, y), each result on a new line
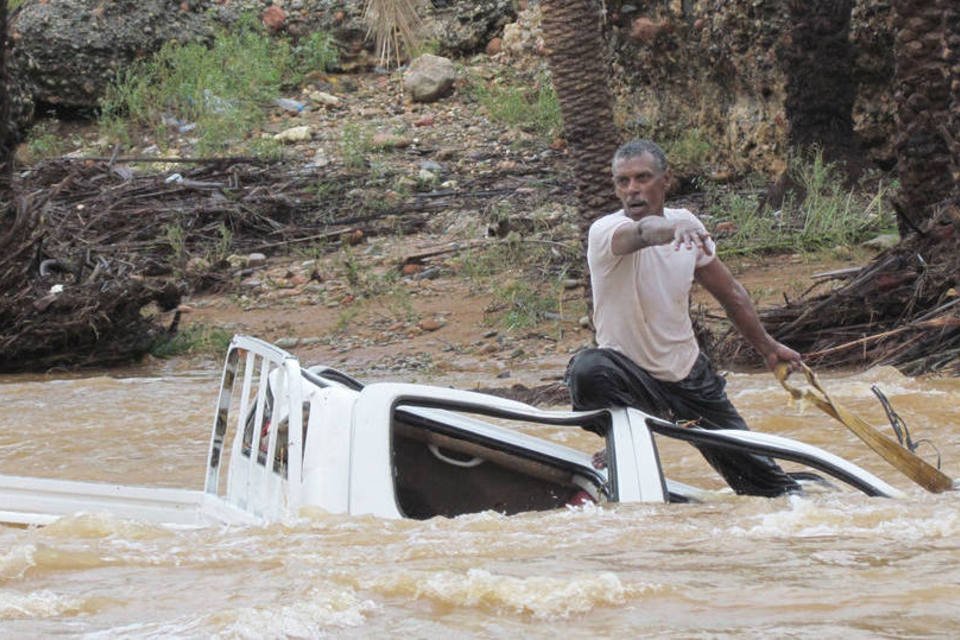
top-left (150, 323), bottom-right (233, 358)
top-left (472, 74), bottom-right (562, 139)
top-left (662, 128), bottom-right (713, 175)
top-left (99, 16), bottom-right (338, 155)
top-left (707, 149), bottom-right (897, 256)
top-left (163, 222), bottom-right (187, 262)
top-left (451, 238), bottom-right (583, 333)
top-left (23, 120), bottom-right (68, 162)
top-left (497, 279), bottom-right (563, 330)
top-left (339, 124), bottom-right (374, 169)
top-left (291, 31), bottom-right (340, 83)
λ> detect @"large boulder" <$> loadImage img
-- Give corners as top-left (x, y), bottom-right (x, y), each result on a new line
top-left (421, 0), bottom-right (516, 57)
top-left (9, 0), bottom-right (216, 110)
top-left (403, 54), bottom-right (456, 103)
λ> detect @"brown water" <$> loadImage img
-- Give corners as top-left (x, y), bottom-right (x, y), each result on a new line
top-left (1, 362), bottom-right (959, 639)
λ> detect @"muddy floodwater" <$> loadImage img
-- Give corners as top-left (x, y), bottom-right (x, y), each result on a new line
top-left (1, 361), bottom-right (959, 639)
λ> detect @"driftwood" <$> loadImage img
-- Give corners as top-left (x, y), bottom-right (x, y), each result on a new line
top-left (712, 198), bottom-right (960, 375)
top-left (0, 155), bottom-right (570, 372)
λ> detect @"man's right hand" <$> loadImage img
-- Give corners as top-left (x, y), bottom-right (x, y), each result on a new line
top-left (764, 341), bottom-right (803, 373)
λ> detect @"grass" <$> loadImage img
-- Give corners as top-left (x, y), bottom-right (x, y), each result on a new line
top-left (497, 279), bottom-right (562, 330)
top-left (706, 149), bottom-right (898, 256)
top-left (99, 15), bottom-right (338, 155)
top-left (150, 323), bottom-right (233, 358)
top-left (472, 73), bottom-right (562, 139)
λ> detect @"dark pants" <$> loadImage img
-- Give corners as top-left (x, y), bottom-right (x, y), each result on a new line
top-left (565, 348), bottom-right (800, 497)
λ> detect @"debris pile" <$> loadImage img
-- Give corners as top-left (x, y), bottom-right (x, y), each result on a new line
top-left (713, 199), bottom-right (960, 375)
top-left (0, 153), bottom-right (573, 372)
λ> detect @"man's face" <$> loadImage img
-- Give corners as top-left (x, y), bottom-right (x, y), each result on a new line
top-left (612, 153), bottom-right (669, 220)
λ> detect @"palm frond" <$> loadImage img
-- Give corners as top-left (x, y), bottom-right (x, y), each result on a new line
top-left (363, 0), bottom-right (424, 68)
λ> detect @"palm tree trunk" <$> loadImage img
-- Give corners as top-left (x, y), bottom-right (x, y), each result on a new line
top-left (945, 3), bottom-right (959, 198)
top-left (540, 0), bottom-right (621, 227)
top-left (891, 0), bottom-right (956, 232)
top-left (0, 0), bottom-right (12, 203)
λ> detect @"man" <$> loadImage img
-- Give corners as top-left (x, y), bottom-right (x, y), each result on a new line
top-left (566, 139), bottom-right (802, 497)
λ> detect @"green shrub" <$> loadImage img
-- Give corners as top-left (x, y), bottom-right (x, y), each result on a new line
top-left (99, 17), bottom-right (338, 155)
top-left (340, 123), bottom-right (374, 169)
top-left (292, 31), bottom-right (340, 78)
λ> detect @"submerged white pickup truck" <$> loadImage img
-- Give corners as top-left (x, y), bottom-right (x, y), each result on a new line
top-left (0, 335), bottom-right (903, 527)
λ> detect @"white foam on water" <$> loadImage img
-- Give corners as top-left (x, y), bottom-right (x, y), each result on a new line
top-left (77, 585), bottom-right (377, 640)
top-left (728, 493), bottom-right (960, 540)
top-left (0, 588), bottom-right (85, 620)
top-left (209, 587), bottom-right (378, 639)
top-left (360, 567), bottom-right (661, 620)
top-left (0, 544), bottom-right (36, 581)
top-left (42, 512), bottom-right (176, 541)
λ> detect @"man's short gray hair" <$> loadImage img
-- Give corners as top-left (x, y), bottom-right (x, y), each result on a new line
top-left (611, 139), bottom-right (668, 174)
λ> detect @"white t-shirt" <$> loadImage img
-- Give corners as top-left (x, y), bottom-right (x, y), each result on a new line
top-left (587, 207), bottom-right (716, 382)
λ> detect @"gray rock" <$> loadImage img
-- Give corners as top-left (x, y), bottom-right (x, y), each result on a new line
top-left (421, 0), bottom-right (517, 56)
top-left (246, 252), bottom-right (268, 267)
top-left (403, 54), bottom-right (456, 103)
top-left (9, 0), bottom-right (215, 110)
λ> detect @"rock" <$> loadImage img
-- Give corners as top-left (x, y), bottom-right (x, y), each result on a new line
top-left (261, 5), bottom-right (287, 32)
top-left (246, 253), bottom-right (268, 268)
top-left (275, 336), bottom-right (322, 348)
top-left (274, 125), bottom-right (313, 143)
top-left (629, 17), bottom-right (667, 43)
top-left (485, 37), bottom-right (502, 56)
top-left (420, 160), bottom-right (444, 173)
top-left (371, 132), bottom-right (411, 149)
top-left (309, 91), bottom-right (341, 107)
top-left (403, 54), bottom-right (457, 103)
top-left (419, 0), bottom-right (516, 57)
top-left (418, 317), bottom-right (446, 332)
top-left (308, 148), bottom-right (331, 168)
top-left (500, 6), bottom-right (544, 64)
top-left (342, 229), bottom-right (365, 245)
top-left (9, 0), bottom-right (215, 110)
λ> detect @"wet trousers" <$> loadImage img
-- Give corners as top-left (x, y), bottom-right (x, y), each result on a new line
top-left (565, 348), bottom-right (800, 497)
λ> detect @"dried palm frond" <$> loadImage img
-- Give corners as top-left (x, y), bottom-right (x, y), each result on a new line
top-left (363, 0), bottom-right (424, 68)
